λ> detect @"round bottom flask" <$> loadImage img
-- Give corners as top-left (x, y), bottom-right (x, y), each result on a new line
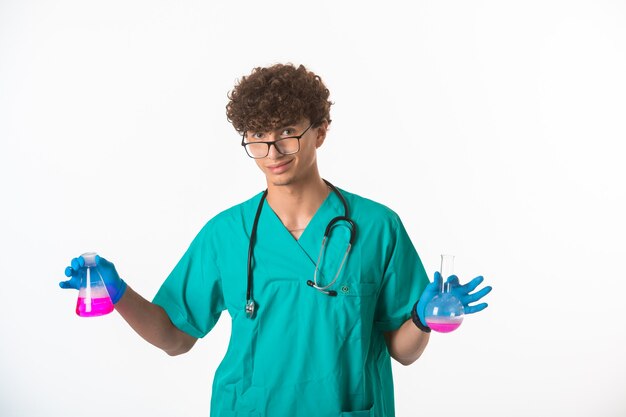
top-left (424, 293), bottom-right (464, 333)
top-left (425, 254), bottom-right (464, 333)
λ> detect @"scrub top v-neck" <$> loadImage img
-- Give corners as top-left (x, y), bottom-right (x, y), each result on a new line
top-left (260, 189), bottom-right (345, 272)
top-left (153, 187), bottom-right (429, 417)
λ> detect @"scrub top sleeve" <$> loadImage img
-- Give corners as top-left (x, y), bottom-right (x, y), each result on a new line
top-left (374, 215), bottom-right (430, 332)
top-left (153, 223), bottom-right (226, 339)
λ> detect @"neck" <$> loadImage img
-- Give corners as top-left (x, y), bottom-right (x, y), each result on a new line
top-left (265, 174), bottom-right (329, 232)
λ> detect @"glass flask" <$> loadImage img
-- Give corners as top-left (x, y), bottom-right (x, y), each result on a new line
top-left (75, 252), bottom-right (114, 317)
top-left (424, 254), bottom-right (464, 333)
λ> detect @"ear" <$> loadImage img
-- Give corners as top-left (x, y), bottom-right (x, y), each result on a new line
top-left (315, 120), bottom-right (329, 148)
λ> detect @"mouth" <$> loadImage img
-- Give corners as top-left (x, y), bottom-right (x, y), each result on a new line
top-left (266, 159), bottom-right (293, 174)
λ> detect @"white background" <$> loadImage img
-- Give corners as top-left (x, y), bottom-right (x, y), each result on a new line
top-left (1, 1), bottom-right (625, 416)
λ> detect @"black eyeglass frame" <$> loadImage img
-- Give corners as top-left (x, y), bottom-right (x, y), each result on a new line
top-left (241, 122), bottom-right (315, 159)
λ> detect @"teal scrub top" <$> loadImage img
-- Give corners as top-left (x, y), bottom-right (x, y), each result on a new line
top-left (153, 187), bottom-right (429, 417)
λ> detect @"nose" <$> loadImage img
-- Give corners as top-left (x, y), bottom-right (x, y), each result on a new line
top-left (266, 140), bottom-right (282, 160)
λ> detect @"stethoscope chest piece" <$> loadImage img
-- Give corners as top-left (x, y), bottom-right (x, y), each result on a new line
top-left (245, 299), bottom-right (257, 319)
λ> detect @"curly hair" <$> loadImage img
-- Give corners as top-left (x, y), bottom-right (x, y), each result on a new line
top-left (226, 63), bottom-right (332, 134)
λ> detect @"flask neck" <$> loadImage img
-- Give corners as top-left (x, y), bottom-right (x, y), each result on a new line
top-left (439, 254), bottom-right (455, 294)
top-left (81, 252), bottom-right (98, 268)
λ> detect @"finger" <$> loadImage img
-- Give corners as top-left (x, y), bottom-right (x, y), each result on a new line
top-left (462, 286), bottom-right (493, 305)
top-left (459, 276), bottom-right (485, 293)
top-left (446, 275), bottom-right (459, 286)
top-left (59, 280), bottom-right (72, 289)
top-left (70, 257), bottom-right (85, 270)
top-left (433, 271), bottom-right (443, 286)
top-left (65, 266), bottom-right (74, 277)
top-left (464, 302), bottom-right (488, 315)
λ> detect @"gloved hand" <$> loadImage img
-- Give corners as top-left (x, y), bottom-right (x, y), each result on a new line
top-left (416, 271), bottom-right (492, 325)
top-left (59, 255), bottom-right (128, 304)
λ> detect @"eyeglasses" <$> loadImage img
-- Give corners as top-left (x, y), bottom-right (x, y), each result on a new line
top-left (241, 123), bottom-right (314, 159)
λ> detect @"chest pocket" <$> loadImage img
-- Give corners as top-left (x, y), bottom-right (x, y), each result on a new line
top-left (329, 280), bottom-right (378, 341)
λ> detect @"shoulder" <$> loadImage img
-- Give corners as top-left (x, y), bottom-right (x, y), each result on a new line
top-left (195, 192), bottom-right (265, 238)
top-left (214, 192), bottom-right (264, 222)
top-left (336, 187), bottom-right (414, 259)
top-left (338, 188), bottom-right (402, 226)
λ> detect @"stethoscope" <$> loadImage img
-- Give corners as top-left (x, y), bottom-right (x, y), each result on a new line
top-left (245, 179), bottom-right (356, 319)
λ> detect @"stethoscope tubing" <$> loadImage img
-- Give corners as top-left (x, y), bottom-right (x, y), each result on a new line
top-left (247, 188), bottom-right (268, 303)
top-left (245, 179), bottom-right (354, 318)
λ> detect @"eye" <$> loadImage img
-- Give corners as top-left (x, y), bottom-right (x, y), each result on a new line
top-left (250, 132), bottom-right (265, 140)
top-left (281, 128), bottom-right (294, 136)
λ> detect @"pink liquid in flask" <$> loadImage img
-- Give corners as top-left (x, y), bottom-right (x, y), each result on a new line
top-left (426, 317), bottom-right (463, 333)
top-left (76, 296), bottom-right (114, 317)
top-left (75, 252), bottom-right (114, 317)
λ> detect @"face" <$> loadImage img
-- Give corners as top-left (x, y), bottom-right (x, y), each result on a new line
top-left (244, 118), bottom-right (327, 187)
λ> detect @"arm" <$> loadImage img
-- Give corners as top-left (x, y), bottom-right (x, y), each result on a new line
top-left (386, 272), bottom-right (493, 365)
top-left (115, 286), bottom-right (198, 356)
top-left (61, 255), bottom-right (197, 356)
top-left (384, 319), bottom-right (430, 366)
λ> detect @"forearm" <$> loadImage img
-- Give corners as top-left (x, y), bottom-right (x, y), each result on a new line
top-left (384, 318), bottom-right (430, 366)
top-left (114, 286), bottom-right (197, 356)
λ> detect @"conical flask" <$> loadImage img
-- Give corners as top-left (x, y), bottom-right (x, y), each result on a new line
top-left (76, 252), bottom-right (114, 317)
top-left (424, 255), bottom-right (465, 333)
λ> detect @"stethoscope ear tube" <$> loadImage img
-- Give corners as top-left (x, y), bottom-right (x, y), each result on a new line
top-left (324, 216), bottom-right (356, 245)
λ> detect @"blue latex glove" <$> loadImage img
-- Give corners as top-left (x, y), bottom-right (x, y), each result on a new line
top-left (59, 255), bottom-right (127, 304)
top-left (416, 271), bottom-right (492, 325)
